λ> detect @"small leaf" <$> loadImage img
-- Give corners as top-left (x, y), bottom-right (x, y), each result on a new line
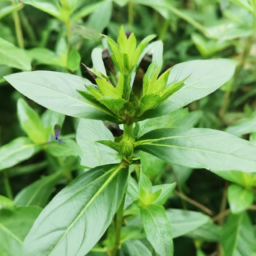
top-left (0, 37), bottom-right (31, 71)
top-left (17, 98), bottom-right (47, 144)
top-left (227, 184), bottom-right (254, 213)
top-left (0, 137), bottom-right (40, 171)
top-left (67, 48), bottom-right (81, 71)
top-left (140, 204), bottom-right (173, 256)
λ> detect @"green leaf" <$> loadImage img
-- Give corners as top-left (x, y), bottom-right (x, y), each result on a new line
top-left (0, 137), bottom-right (40, 171)
top-left (0, 37), bottom-right (31, 71)
top-left (139, 59), bottom-right (236, 120)
top-left (122, 240), bottom-right (151, 256)
top-left (41, 109), bottom-right (65, 129)
top-left (136, 128), bottom-right (256, 173)
top-left (4, 71), bottom-right (118, 122)
top-left (17, 98), bottom-right (47, 144)
top-left (23, 163), bottom-right (129, 256)
top-left (120, 226), bottom-right (145, 243)
top-left (46, 139), bottom-right (82, 157)
top-left (140, 204), bottom-right (173, 256)
top-left (227, 184), bottom-right (254, 214)
top-left (86, 0), bottom-right (112, 33)
top-left (99, 96), bottom-right (126, 114)
top-left (228, 0), bottom-right (253, 12)
top-left (22, 0), bottom-right (62, 19)
top-left (92, 47), bottom-right (106, 75)
top-left (0, 206), bottom-right (41, 256)
top-left (187, 222), bottom-right (221, 242)
top-left (152, 183), bottom-right (176, 205)
top-left (0, 3), bottom-right (22, 19)
top-left (0, 195), bottom-right (14, 210)
top-left (166, 209), bottom-right (210, 238)
top-left (221, 212), bottom-right (256, 256)
top-left (213, 170), bottom-right (256, 188)
top-left (14, 171), bottom-right (62, 207)
top-left (27, 48), bottom-right (63, 67)
top-left (67, 48), bottom-right (81, 71)
top-left (76, 119), bottom-right (121, 168)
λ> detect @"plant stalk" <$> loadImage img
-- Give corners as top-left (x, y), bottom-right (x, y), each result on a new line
top-left (123, 123), bottom-right (133, 138)
top-left (12, 1), bottom-right (24, 48)
top-left (61, 0), bottom-right (71, 50)
top-left (111, 194), bottom-right (126, 256)
top-left (3, 170), bottom-right (13, 200)
top-left (128, 0), bottom-right (133, 29)
top-left (219, 34), bottom-right (254, 118)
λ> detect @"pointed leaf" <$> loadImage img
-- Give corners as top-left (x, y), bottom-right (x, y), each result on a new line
top-left (24, 163), bottom-right (129, 256)
top-left (136, 128), bottom-right (256, 173)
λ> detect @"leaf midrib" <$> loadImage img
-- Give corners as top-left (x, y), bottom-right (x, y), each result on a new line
top-left (0, 223), bottom-right (23, 244)
top-left (47, 165), bottom-right (122, 255)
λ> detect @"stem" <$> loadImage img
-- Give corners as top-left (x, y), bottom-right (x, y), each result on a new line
top-left (218, 181), bottom-right (228, 225)
top-left (128, 0), bottom-right (133, 29)
top-left (123, 123), bottom-right (133, 138)
top-left (3, 170), bottom-right (13, 200)
top-left (12, 1), bottom-right (24, 48)
top-left (20, 11), bottom-right (37, 44)
top-left (61, 0), bottom-right (71, 49)
top-left (174, 190), bottom-right (213, 215)
top-left (219, 35), bottom-right (254, 118)
top-left (111, 194), bottom-right (126, 256)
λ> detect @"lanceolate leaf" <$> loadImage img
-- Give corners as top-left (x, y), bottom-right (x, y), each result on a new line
top-left (24, 163), bottom-right (129, 256)
top-left (122, 240), bottom-right (151, 256)
top-left (4, 71), bottom-right (118, 122)
top-left (0, 206), bottom-right (41, 256)
top-left (221, 212), bottom-right (256, 256)
top-left (136, 128), bottom-right (256, 173)
top-left (14, 171), bottom-right (62, 207)
top-left (139, 59), bottom-right (236, 120)
top-left (140, 204), bottom-right (173, 256)
top-left (0, 137), bottom-right (40, 171)
top-left (0, 37), bottom-right (31, 71)
top-left (166, 209), bottom-right (210, 238)
top-left (76, 119), bottom-right (121, 168)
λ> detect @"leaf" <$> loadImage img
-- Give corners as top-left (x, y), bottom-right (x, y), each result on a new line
top-left (76, 119), bottom-right (121, 168)
top-left (227, 184), bottom-right (254, 214)
top-left (41, 109), bottom-right (65, 129)
top-left (122, 240), bottom-right (151, 256)
top-left (27, 48), bottom-right (62, 67)
top-left (17, 98), bottom-right (47, 144)
top-left (136, 128), bottom-right (256, 173)
top-left (226, 113), bottom-right (256, 137)
top-left (14, 171), bottom-right (62, 207)
top-left (228, 0), bottom-right (253, 12)
top-left (67, 48), bottom-right (81, 71)
top-left (139, 59), bottom-right (236, 120)
top-left (0, 37), bottom-right (31, 71)
top-left (0, 137), bottom-right (40, 171)
top-left (221, 212), bottom-right (256, 256)
top-left (166, 209), bottom-right (210, 238)
top-left (140, 204), bottom-right (173, 256)
top-left (23, 163), bottom-right (129, 256)
top-left (86, 0), bottom-right (112, 33)
top-left (22, 0), bottom-right (62, 19)
top-left (0, 3), bottom-right (22, 19)
top-left (187, 222), bottom-right (221, 242)
top-left (4, 71), bottom-right (118, 122)
top-left (0, 195), bottom-right (14, 210)
top-left (213, 170), bottom-right (256, 188)
top-left (92, 47), bottom-right (106, 75)
top-left (120, 226), bottom-right (145, 243)
top-left (0, 206), bottom-right (41, 256)
top-left (152, 183), bottom-right (176, 205)
top-left (99, 96), bottom-right (126, 114)
top-left (46, 139), bottom-right (82, 157)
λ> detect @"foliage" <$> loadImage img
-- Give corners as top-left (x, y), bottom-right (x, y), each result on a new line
top-left (1, 0), bottom-right (256, 256)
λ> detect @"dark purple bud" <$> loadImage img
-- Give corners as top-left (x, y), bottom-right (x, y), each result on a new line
top-left (125, 32), bottom-right (131, 39)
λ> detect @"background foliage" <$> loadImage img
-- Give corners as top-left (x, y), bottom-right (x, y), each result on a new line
top-left (1, 0), bottom-right (256, 255)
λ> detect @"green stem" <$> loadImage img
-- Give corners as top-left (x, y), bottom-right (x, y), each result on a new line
top-left (20, 11), bottom-right (37, 44)
top-left (219, 34), bottom-right (254, 118)
top-left (128, 0), bottom-right (133, 29)
top-left (111, 194), bottom-right (126, 256)
top-left (12, 1), bottom-right (24, 48)
top-left (123, 123), bottom-right (133, 138)
top-left (61, 0), bottom-right (71, 49)
top-left (3, 170), bottom-right (13, 200)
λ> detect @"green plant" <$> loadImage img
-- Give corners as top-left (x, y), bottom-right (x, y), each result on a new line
top-left (3, 25), bottom-right (256, 256)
